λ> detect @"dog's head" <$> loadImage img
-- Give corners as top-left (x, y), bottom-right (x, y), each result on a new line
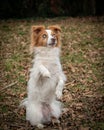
top-left (30, 25), bottom-right (61, 53)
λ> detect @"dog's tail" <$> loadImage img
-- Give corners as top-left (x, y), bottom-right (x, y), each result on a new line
top-left (19, 98), bottom-right (28, 108)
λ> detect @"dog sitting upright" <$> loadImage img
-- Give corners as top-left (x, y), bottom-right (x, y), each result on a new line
top-left (21, 25), bottom-right (66, 128)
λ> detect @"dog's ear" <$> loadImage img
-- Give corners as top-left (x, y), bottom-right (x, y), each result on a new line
top-left (32, 25), bottom-right (45, 34)
top-left (30, 25), bottom-right (45, 54)
top-left (48, 25), bottom-right (61, 34)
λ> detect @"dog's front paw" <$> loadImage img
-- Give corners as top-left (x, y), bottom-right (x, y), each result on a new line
top-left (42, 71), bottom-right (51, 78)
top-left (56, 91), bottom-right (62, 100)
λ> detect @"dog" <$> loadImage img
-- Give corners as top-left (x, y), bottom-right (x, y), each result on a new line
top-left (21, 25), bottom-right (66, 128)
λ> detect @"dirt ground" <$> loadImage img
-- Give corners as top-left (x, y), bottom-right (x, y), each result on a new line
top-left (0, 17), bottom-right (104, 130)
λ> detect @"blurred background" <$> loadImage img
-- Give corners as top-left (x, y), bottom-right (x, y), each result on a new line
top-left (0, 1), bottom-right (104, 130)
top-left (0, 0), bottom-right (104, 19)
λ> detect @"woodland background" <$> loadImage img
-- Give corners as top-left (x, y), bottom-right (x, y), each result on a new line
top-left (0, 0), bottom-right (104, 19)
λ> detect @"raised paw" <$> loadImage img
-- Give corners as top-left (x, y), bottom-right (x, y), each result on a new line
top-left (42, 71), bottom-right (51, 78)
top-left (55, 91), bottom-right (62, 100)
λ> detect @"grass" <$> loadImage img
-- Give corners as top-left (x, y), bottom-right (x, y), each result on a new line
top-left (0, 16), bottom-right (104, 130)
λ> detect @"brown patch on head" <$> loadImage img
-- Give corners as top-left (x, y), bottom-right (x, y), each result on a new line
top-left (48, 25), bottom-right (61, 47)
top-left (30, 25), bottom-right (46, 53)
top-left (37, 30), bottom-right (48, 46)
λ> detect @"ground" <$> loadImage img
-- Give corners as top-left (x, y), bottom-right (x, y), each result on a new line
top-left (0, 17), bottom-right (104, 130)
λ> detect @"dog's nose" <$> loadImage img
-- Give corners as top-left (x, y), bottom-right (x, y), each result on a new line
top-left (51, 38), bottom-right (55, 43)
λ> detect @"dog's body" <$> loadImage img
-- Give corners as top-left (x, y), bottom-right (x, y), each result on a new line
top-left (21, 25), bottom-right (66, 128)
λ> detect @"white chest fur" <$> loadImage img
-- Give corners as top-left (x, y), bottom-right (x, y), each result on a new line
top-left (33, 47), bottom-right (61, 75)
top-left (28, 47), bottom-right (66, 102)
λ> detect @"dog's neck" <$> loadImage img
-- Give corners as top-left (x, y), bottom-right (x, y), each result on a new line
top-left (34, 47), bottom-right (60, 59)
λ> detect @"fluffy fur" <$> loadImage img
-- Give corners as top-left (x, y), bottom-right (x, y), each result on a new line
top-left (21, 25), bottom-right (66, 128)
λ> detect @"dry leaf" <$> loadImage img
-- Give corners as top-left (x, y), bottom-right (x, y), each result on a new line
top-left (69, 63), bottom-right (75, 72)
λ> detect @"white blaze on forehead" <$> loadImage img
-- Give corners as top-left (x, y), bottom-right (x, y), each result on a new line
top-left (46, 30), bottom-right (52, 35)
top-left (46, 30), bottom-right (52, 43)
top-left (45, 29), bottom-right (57, 46)
top-left (46, 30), bottom-right (53, 45)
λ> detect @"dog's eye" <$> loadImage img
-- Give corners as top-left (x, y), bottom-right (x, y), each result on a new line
top-left (42, 34), bottom-right (47, 38)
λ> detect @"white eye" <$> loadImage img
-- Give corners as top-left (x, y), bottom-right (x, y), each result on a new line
top-left (42, 34), bottom-right (47, 38)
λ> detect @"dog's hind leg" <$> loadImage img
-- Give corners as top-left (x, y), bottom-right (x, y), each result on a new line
top-left (51, 100), bottom-right (61, 119)
top-left (26, 102), bottom-right (44, 128)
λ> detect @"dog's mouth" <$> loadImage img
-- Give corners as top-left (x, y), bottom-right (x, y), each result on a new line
top-left (49, 42), bottom-right (56, 46)
top-left (48, 38), bottom-right (57, 46)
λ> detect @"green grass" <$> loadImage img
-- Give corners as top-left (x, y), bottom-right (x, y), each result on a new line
top-left (1, 25), bottom-right (11, 31)
top-left (91, 122), bottom-right (104, 130)
top-left (1, 105), bottom-right (9, 113)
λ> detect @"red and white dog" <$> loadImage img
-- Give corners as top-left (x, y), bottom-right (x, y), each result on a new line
top-left (21, 25), bottom-right (66, 128)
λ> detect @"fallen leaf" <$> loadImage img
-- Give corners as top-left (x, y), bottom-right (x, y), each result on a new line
top-left (69, 63), bottom-right (75, 72)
